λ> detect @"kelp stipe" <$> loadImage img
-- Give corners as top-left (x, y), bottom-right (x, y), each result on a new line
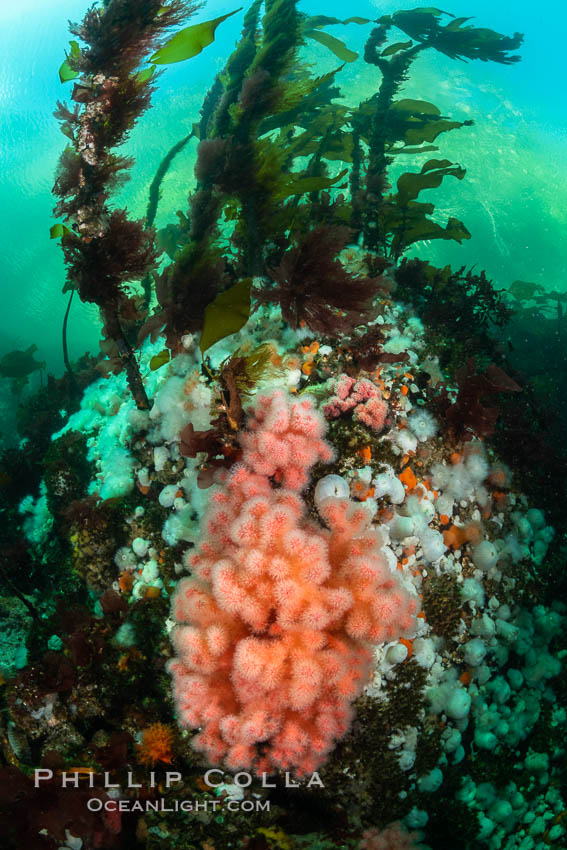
top-left (51, 0), bottom-right (239, 409)
top-left (141, 0), bottom-right (310, 348)
top-left (51, 0), bottom-right (523, 407)
top-left (350, 9), bottom-right (523, 257)
top-left (143, 2), bottom-right (523, 361)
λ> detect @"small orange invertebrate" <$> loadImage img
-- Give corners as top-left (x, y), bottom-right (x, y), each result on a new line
top-left (443, 524), bottom-right (467, 549)
top-left (492, 491), bottom-right (508, 507)
top-left (119, 571), bottom-right (134, 594)
top-left (137, 723), bottom-right (174, 766)
top-left (399, 466), bottom-right (417, 490)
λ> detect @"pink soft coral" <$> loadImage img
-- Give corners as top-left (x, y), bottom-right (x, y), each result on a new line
top-left (239, 388), bottom-right (334, 489)
top-left (169, 391), bottom-right (416, 776)
top-left (323, 374), bottom-right (388, 431)
top-left (360, 822), bottom-right (426, 850)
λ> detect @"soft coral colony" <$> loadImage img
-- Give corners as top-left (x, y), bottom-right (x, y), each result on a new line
top-left (169, 390), bottom-right (417, 775)
top-left (2, 1), bottom-right (566, 850)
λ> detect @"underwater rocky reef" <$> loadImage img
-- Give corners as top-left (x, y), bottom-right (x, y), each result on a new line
top-left (0, 2), bottom-right (566, 850)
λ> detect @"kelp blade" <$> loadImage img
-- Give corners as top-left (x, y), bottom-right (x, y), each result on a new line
top-left (151, 9), bottom-right (242, 64)
top-left (200, 278), bottom-right (252, 354)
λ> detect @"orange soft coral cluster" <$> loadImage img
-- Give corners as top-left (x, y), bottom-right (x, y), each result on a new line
top-left (169, 391), bottom-right (417, 776)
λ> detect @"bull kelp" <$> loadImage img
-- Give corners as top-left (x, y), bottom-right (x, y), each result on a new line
top-left (1, 2), bottom-right (565, 850)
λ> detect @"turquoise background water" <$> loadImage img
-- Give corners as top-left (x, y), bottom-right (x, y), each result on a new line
top-left (0, 0), bottom-right (565, 380)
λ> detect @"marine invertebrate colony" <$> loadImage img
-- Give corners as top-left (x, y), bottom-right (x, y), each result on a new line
top-left (324, 374), bottom-right (389, 431)
top-left (169, 391), bottom-right (417, 774)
